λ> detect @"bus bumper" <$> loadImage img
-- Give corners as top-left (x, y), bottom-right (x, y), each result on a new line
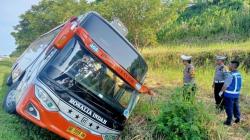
top-left (16, 85), bottom-right (103, 140)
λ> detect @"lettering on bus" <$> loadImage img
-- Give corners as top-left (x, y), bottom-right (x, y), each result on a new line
top-left (68, 98), bottom-right (107, 125)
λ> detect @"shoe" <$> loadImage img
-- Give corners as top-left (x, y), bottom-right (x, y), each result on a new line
top-left (235, 119), bottom-right (240, 123)
top-left (223, 121), bottom-right (231, 126)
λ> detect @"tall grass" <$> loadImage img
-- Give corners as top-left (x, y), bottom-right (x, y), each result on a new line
top-left (0, 60), bottom-right (61, 140)
top-left (142, 41), bottom-right (250, 71)
top-left (142, 42), bottom-right (250, 96)
top-left (136, 44), bottom-right (250, 140)
top-left (121, 86), bottom-right (228, 140)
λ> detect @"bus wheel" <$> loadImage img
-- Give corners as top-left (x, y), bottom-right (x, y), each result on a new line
top-left (3, 81), bottom-right (19, 114)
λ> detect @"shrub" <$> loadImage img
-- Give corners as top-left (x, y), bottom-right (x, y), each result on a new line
top-left (157, 0), bottom-right (250, 43)
top-left (154, 89), bottom-right (212, 140)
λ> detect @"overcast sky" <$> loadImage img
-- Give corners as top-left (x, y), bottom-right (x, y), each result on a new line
top-left (0, 0), bottom-right (40, 56)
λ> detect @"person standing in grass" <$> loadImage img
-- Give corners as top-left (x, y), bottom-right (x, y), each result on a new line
top-left (218, 60), bottom-right (242, 126)
top-left (212, 55), bottom-right (228, 110)
top-left (181, 55), bottom-right (196, 99)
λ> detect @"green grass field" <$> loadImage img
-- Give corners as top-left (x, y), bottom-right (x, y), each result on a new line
top-left (0, 42), bottom-right (250, 140)
top-left (0, 60), bottom-right (62, 140)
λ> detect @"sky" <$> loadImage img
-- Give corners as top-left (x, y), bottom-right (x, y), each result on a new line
top-left (0, 0), bottom-right (40, 56)
top-left (0, 0), bottom-right (96, 56)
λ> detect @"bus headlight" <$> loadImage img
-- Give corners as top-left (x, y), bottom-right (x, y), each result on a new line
top-left (102, 134), bottom-right (119, 140)
top-left (35, 85), bottom-right (58, 111)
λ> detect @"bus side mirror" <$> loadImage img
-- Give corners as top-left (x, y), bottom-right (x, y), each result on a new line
top-left (53, 17), bottom-right (78, 49)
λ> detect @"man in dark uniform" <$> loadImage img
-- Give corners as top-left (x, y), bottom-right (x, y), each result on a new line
top-left (212, 55), bottom-right (228, 110)
top-left (219, 60), bottom-right (242, 125)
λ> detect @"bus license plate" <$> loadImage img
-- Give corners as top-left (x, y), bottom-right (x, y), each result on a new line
top-left (67, 126), bottom-right (86, 139)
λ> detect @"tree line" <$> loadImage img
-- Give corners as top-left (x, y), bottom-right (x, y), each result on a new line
top-left (11, 0), bottom-right (250, 56)
top-left (11, 0), bottom-right (187, 56)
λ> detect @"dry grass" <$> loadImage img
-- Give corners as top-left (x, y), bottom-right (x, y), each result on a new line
top-left (122, 42), bottom-right (250, 140)
top-left (142, 41), bottom-right (250, 55)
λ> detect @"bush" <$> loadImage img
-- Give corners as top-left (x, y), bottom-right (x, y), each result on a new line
top-left (233, 11), bottom-right (250, 36)
top-left (153, 89), bottom-right (213, 140)
top-left (157, 0), bottom-right (250, 43)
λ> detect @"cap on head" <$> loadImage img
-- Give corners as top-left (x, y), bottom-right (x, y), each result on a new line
top-left (230, 60), bottom-right (240, 68)
top-left (216, 55), bottom-right (226, 60)
top-left (181, 55), bottom-right (192, 61)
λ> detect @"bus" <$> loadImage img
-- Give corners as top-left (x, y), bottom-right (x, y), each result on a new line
top-left (3, 12), bottom-right (152, 140)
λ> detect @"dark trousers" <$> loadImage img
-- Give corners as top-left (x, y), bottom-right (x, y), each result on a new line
top-left (214, 83), bottom-right (224, 110)
top-left (224, 97), bottom-right (240, 123)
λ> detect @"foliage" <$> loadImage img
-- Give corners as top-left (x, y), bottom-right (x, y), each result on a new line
top-left (5, 0), bottom-right (250, 139)
top-left (157, 0), bottom-right (250, 43)
top-left (11, 0), bottom-right (89, 56)
top-left (11, 0), bottom-right (187, 56)
top-left (154, 90), bottom-right (213, 140)
top-left (95, 0), bottom-right (188, 48)
top-left (10, 0), bottom-right (250, 56)
top-left (0, 60), bottom-right (62, 140)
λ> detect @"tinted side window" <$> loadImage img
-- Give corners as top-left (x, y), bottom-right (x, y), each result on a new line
top-left (20, 28), bottom-right (61, 61)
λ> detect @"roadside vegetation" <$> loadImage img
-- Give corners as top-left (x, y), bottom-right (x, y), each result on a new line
top-left (10, 0), bottom-right (250, 56)
top-left (0, 60), bottom-right (62, 140)
top-left (157, 0), bottom-right (250, 43)
top-left (1, 0), bottom-right (250, 140)
top-left (120, 42), bottom-right (250, 140)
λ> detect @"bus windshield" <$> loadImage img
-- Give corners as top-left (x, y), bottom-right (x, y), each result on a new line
top-left (80, 13), bottom-right (148, 82)
top-left (41, 37), bottom-right (136, 113)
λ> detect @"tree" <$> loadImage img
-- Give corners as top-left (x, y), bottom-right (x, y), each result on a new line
top-left (11, 0), bottom-right (89, 56)
top-left (95, 0), bottom-right (187, 48)
top-left (11, 0), bottom-right (187, 55)
top-left (212, 0), bottom-right (220, 4)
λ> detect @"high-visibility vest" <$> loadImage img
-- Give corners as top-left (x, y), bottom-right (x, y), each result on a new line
top-left (224, 71), bottom-right (242, 98)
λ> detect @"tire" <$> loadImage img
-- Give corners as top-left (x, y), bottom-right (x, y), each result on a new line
top-left (3, 81), bottom-right (20, 114)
